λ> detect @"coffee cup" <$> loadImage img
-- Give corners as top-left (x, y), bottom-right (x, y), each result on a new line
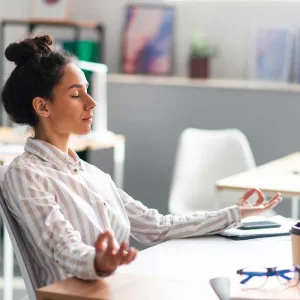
top-left (290, 222), bottom-right (300, 265)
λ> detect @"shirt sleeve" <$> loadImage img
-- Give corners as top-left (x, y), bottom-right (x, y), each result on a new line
top-left (2, 166), bottom-right (98, 280)
top-left (117, 188), bottom-right (241, 245)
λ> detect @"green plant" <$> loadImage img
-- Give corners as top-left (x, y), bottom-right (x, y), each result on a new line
top-left (190, 30), bottom-right (217, 59)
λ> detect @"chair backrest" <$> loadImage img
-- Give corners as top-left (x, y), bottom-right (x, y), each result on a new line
top-left (0, 166), bottom-right (38, 300)
top-left (168, 128), bottom-right (256, 214)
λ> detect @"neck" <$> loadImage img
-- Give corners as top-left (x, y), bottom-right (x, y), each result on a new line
top-left (34, 125), bottom-right (70, 154)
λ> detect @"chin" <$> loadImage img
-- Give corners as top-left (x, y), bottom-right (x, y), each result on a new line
top-left (76, 126), bottom-right (92, 136)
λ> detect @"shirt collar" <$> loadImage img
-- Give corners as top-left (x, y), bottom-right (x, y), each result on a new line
top-left (24, 137), bottom-right (83, 171)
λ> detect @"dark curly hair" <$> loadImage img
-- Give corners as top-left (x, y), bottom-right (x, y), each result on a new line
top-left (1, 35), bottom-right (76, 128)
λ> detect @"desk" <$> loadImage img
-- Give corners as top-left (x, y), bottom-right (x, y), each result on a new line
top-left (37, 235), bottom-right (293, 300)
top-left (0, 128), bottom-right (125, 300)
top-left (216, 152), bottom-right (300, 220)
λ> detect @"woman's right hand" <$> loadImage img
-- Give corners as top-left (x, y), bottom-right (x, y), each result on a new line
top-left (237, 188), bottom-right (281, 219)
top-left (94, 231), bottom-right (138, 275)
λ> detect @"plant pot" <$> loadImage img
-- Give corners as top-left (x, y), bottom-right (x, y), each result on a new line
top-left (189, 58), bottom-right (210, 79)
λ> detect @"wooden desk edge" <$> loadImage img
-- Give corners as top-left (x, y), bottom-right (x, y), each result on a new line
top-left (216, 184), bottom-right (300, 196)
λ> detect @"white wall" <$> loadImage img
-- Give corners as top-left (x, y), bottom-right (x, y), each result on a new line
top-left (1, 0), bottom-right (30, 78)
top-left (71, 0), bottom-right (300, 79)
top-left (2, 0), bottom-right (300, 79)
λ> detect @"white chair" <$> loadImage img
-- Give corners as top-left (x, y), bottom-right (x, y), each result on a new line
top-left (168, 128), bottom-right (257, 214)
top-left (0, 166), bottom-right (37, 300)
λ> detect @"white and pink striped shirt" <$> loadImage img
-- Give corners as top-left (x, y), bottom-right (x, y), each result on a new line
top-left (1, 137), bottom-right (241, 288)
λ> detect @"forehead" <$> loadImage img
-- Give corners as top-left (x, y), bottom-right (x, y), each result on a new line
top-left (60, 63), bottom-right (87, 86)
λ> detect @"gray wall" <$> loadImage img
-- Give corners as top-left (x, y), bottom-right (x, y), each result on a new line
top-left (91, 82), bottom-right (300, 225)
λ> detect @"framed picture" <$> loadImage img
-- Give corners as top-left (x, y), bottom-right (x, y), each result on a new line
top-left (121, 4), bottom-right (175, 75)
top-left (248, 27), bottom-right (293, 82)
top-left (29, 0), bottom-right (72, 20)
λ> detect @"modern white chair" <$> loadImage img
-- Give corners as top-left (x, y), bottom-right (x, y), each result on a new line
top-left (0, 166), bottom-right (37, 300)
top-left (168, 128), bottom-right (257, 214)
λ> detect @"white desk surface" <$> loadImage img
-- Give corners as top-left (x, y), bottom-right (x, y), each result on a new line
top-left (117, 236), bottom-right (292, 299)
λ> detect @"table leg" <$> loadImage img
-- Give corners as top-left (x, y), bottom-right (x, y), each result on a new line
top-left (3, 227), bottom-right (13, 300)
top-left (215, 189), bottom-right (221, 210)
top-left (113, 137), bottom-right (125, 189)
top-left (291, 196), bottom-right (299, 220)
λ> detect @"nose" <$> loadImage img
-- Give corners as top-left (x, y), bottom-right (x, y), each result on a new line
top-left (85, 94), bottom-right (97, 110)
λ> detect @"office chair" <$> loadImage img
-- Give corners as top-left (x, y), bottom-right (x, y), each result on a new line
top-left (0, 166), bottom-right (37, 300)
top-left (168, 128), bottom-right (257, 214)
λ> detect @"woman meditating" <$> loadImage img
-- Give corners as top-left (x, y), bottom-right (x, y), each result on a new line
top-left (0, 35), bottom-right (281, 288)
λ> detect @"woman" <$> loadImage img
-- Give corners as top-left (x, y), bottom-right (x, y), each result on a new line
top-left (0, 36), bottom-right (281, 288)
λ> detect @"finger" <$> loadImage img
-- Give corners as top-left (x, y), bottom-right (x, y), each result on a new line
top-left (252, 189), bottom-right (265, 205)
top-left (240, 189), bottom-right (256, 201)
top-left (268, 193), bottom-right (281, 204)
top-left (127, 248), bottom-right (138, 263)
top-left (237, 190), bottom-right (254, 206)
top-left (131, 249), bottom-right (138, 262)
top-left (122, 248), bottom-right (138, 265)
top-left (252, 193), bottom-right (281, 208)
top-left (94, 232), bottom-right (109, 253)
top-left (262, 199), bottom-right (279, 211)
top-left (237, 188), bottom-right (262, 206)
top-left (105, 232), bottom-right (115, 256)
top-left (123, 249), bottom-right (138, 264)
top-left (114, 241), bottom-right (128, 265)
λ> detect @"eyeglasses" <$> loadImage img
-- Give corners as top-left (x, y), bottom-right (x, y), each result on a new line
top-left (236, 265), bottom-right (300, 289)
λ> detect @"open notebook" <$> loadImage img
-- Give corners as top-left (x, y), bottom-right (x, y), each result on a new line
top-left (219, 216), bottom-right (293, 240)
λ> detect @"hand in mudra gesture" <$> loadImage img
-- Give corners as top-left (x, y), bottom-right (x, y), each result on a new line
top-left (236, 188), bottom-right (282, 219)
top-left (94, 231), bottom-right (138, 275)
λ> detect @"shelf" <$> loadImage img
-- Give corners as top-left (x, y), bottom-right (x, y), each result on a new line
top-left (108, 74), bottom-right (300, 93)
top-left (1, 18), bottom-right (104, 29)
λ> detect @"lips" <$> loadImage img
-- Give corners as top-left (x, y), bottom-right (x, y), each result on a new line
top-left (82, 115), bottom-right (93, 120)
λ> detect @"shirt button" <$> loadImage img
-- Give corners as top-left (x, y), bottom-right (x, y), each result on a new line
top-left (104, 203), bottom-right (106, 207)
top-left (73, 168), bottom-right (79, 174)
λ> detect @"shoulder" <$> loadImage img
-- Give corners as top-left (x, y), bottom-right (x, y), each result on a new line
top-left (3, 153), bottom-right (47, 188)
top-left (6, 152), bottom-right (41, 174)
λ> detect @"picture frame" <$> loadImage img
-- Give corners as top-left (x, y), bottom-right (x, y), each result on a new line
top-left (248, 27), bottom-right (293, 82)
top-left (29, 0), bottom-right (72, 20)
top-left (120, 4), bottom-right (175, 76)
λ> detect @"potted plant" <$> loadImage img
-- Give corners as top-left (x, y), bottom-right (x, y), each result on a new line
top-left (189, 30), bottom-right (217, 79)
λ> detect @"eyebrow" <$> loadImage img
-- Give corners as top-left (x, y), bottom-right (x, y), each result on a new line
top-left (67, 83), bottom-right (89, 91)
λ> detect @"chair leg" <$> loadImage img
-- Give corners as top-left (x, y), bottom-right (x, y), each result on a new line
top-left (3, 227), bottom-right (14, 300)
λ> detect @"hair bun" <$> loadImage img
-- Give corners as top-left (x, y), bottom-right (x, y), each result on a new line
top-left (5, 35), bottom-right (53, 66)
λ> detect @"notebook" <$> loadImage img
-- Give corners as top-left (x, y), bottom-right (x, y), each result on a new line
top-left (219, 216), bottom-right (293, 240)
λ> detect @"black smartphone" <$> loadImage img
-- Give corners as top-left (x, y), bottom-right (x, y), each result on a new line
top-left (238, 221), bottom-right (281, 230)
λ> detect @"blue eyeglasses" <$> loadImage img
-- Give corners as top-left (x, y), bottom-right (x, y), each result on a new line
top-left (236, 265), bottom-right (300, 289)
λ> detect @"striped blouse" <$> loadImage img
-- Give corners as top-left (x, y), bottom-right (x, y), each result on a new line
top-left (1, 137), bottom-right (241, 288)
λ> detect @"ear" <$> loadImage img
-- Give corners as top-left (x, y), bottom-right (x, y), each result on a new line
top-left (32, 97), bottom-right (50, 118)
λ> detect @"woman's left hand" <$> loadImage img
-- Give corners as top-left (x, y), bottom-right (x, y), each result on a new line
top-left (236, 188), bottom-right (282, 219)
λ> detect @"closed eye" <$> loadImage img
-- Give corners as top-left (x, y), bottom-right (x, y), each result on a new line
top-left (72, 95), bottom-right (80, 98)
